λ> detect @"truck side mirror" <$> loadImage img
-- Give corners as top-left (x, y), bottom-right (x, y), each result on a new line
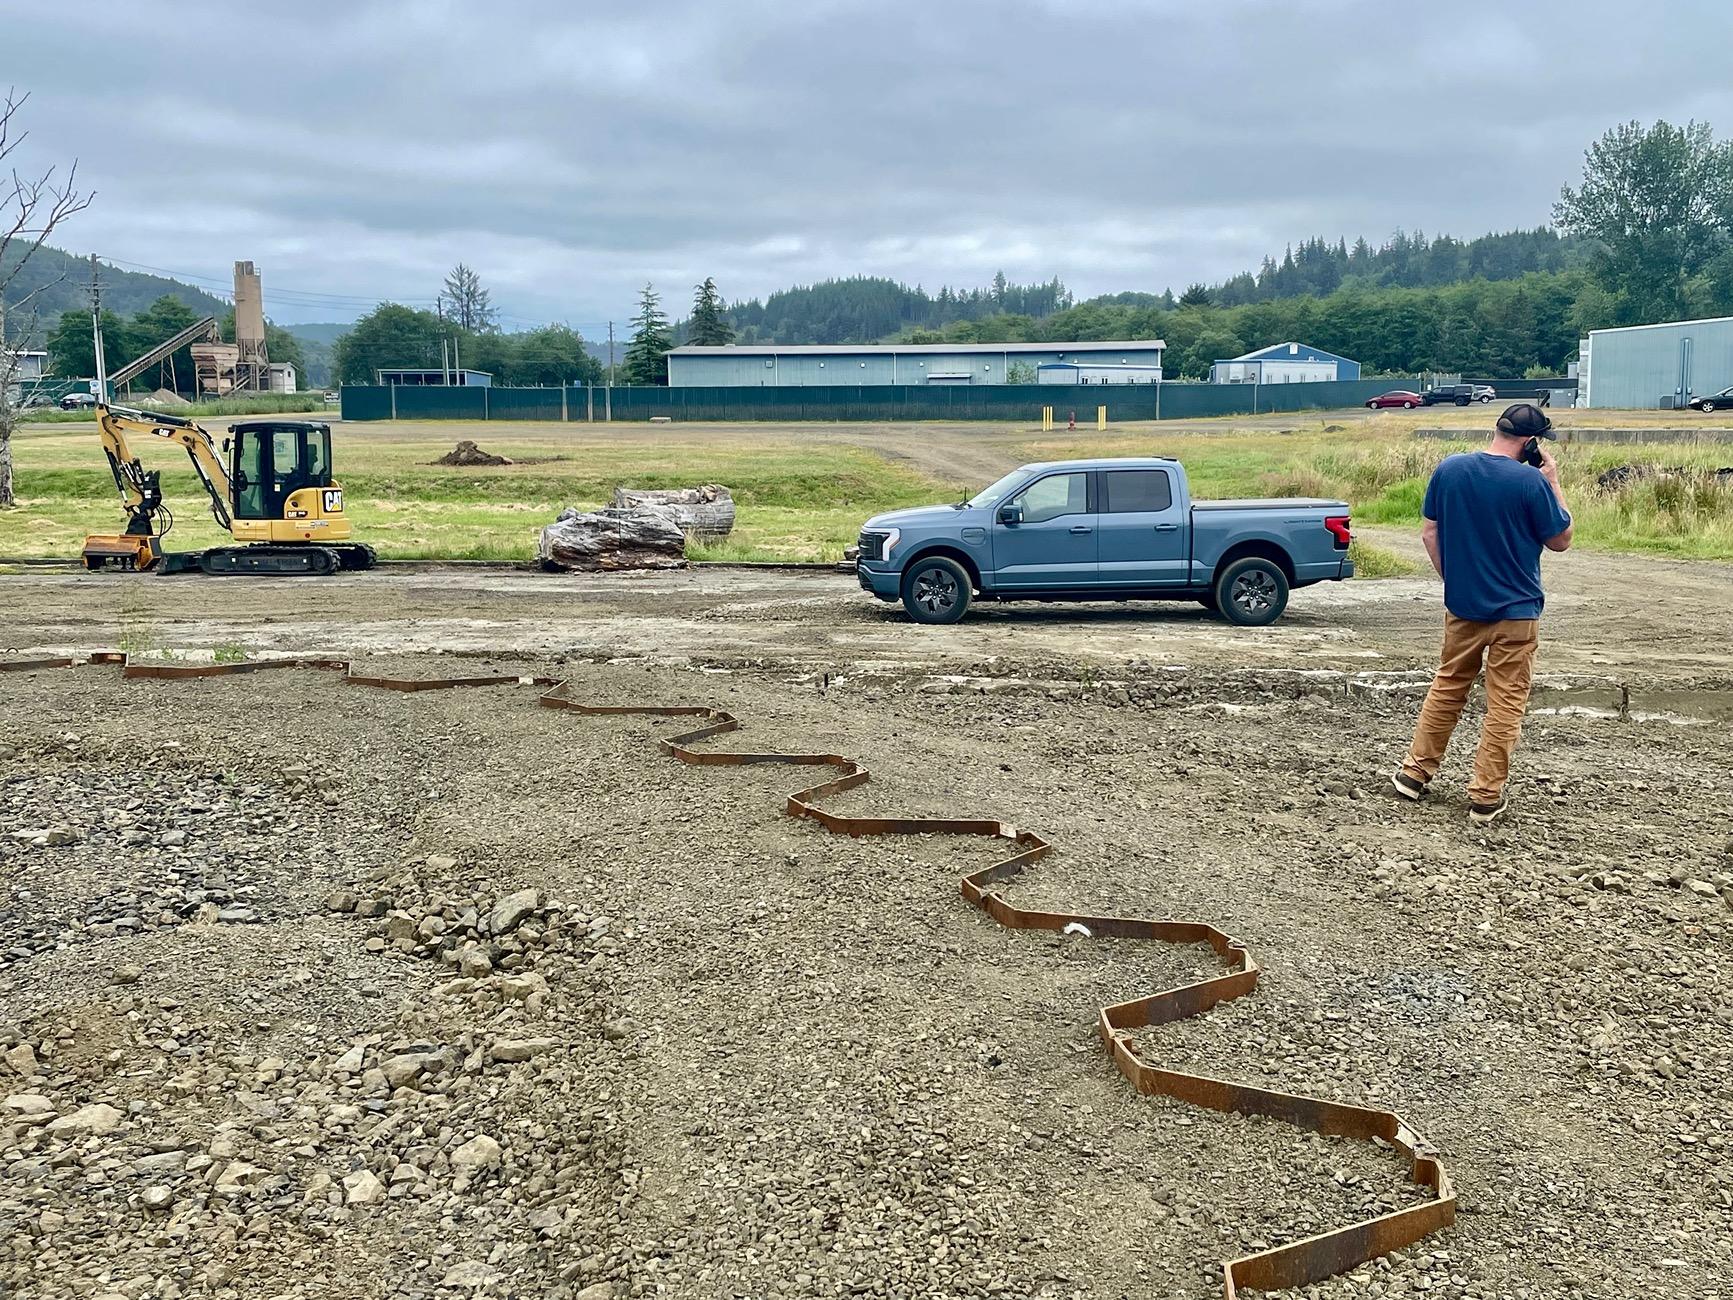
top-left (997, 502), bottom-right (1023, 526)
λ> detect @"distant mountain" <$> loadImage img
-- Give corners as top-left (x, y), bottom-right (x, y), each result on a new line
top-left (1, 246), bottom-right (227, 342)
top-left (281, 321), bottom-right (350, 347)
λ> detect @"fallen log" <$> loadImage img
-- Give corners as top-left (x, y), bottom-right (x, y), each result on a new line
top-left (610, 484), bottom-right (735, 538)
top-left (537, 507), bottom-right (687, 572)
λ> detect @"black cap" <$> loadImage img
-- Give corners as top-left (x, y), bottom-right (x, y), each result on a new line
top-left (1496, 403), bottom-right (1555, 440)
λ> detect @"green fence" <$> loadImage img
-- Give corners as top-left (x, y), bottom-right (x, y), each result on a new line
top-left (341, 378), bottom-right (1420, 423)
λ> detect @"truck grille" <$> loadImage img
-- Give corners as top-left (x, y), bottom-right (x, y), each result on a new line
top-left (856, 530), bottom-right (888, 562)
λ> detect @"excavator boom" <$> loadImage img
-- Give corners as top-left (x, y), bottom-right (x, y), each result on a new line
top-left (83, 404), bottom-right (235, 571)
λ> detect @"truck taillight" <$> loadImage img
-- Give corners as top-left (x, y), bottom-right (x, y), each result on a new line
top-left (1325, 515), bottom-right (1352, 549)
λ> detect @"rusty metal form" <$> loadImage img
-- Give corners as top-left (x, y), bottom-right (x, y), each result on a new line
top-left (3, 654), bottom-right (1454, 1295)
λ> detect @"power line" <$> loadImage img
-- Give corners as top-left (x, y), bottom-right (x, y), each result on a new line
top-left (95, 255), bottom-right (440, 307)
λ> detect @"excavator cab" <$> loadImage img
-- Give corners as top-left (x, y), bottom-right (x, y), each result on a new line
top-left (229, 421), bottom-right (335, 520)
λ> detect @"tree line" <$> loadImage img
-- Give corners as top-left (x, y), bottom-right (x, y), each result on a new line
top-left (33, 116), bottom-right (1731, 395)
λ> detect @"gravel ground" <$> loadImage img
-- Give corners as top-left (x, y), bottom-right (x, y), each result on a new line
top-left (2, 644), bottom-right (1730, 1300)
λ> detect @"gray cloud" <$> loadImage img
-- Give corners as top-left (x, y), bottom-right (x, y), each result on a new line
top-left (7, 0), bottom-right (1731, 327)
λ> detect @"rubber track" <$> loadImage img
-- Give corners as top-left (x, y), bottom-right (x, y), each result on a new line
top-left (3, 654), bottom-right (1454, 1296)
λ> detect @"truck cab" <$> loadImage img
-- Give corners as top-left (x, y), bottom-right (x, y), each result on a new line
top-left (854, 457), bottom-right (1353, 626)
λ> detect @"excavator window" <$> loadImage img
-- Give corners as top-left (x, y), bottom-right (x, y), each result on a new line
top-left (231, 425), bottom-right (336, 520)
top-left (232, 428), bottom-right (269, 519)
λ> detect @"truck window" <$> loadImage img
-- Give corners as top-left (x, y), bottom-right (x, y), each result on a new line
top-left (1013, 472), bottom-right (1087, 523)
top-left (1103, 469), bottom-right (1172, 512)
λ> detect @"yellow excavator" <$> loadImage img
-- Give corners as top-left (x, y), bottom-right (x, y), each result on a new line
top-left (81, 403), bottom-right (376, 575)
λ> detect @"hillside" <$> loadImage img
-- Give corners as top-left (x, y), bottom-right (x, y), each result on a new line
top-left (1, 246), bottom-right (227, 341)
top-left (706, 228), bottom-right (1596, 347)
top-left (281, 321), bottom-right (351, 348)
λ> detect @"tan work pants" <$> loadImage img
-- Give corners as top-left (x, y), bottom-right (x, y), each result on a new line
top-left (1400, 613), bottom-right (1540, 805)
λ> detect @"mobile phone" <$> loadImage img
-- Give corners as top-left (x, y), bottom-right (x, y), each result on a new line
top-left (1519, 437), bottom-right (1544, 468)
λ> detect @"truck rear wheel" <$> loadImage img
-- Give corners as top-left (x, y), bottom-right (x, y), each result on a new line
top-left (1214, 557), bottom-right (1289, 626)
top-left (901, 556), bottom-right (972, 624)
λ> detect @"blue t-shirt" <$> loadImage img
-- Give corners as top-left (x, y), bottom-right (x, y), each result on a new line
top-left (1422, 451), bottom-right (1572, 622)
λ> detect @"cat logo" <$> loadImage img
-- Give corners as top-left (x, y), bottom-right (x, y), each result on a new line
top-left (323, 489), bottom-right (343, 513)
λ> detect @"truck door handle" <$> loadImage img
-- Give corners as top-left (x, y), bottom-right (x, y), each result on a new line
top-left (1154, 523), bottom-right (1179, 532)
top-left (1069, 525), bottom-right (1093, 534)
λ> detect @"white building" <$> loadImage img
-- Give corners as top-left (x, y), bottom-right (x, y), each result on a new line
top-left (1577, 315), bottom-right (1733, 408)
top-left (1035, 362), bottom-right (1162, 385)
top-left (2, 348), bottom-right (47, 381)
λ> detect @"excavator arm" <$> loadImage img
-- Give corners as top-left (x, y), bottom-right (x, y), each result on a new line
top-left (96, 403), bottom-right (233, 535)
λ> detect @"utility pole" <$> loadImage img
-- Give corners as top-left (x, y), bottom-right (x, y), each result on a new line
top-left (88, 253), bottom-right (107, 401)
top-left (607, 321), bottom-right (615, 387)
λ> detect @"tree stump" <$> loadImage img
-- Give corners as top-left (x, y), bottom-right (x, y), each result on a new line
top-left (610, 484), bottom-right (735, 538)
top-left (537, 507), bottom-right (687, 572)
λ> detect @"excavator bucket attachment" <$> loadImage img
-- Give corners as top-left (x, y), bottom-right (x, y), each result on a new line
top-left (80, 534), bottom-right (162, 572)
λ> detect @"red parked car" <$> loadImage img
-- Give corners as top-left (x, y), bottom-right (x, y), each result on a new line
top-left (1366, 390), bottom-right (1421, 410)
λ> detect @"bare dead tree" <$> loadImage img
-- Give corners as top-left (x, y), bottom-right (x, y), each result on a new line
top-left (0, 88), bottom-right (94, 508)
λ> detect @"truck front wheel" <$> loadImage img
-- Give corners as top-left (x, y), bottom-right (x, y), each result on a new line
top-left (1214, 557), bottom-right (1289, 626)
top-left (901, 556), bottom-right (972, 624)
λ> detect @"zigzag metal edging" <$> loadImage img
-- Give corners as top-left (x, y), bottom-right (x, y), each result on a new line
top-left (3, 654), bottom-right (1455, 1296)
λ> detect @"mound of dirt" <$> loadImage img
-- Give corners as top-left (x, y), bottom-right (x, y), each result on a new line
top-left (434, 440), bottom-right (513, 467)
top-left (142, 388), bottom-right (191, 408)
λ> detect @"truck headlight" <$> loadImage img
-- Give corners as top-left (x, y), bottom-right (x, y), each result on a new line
top-left (880, 528), bottom-right (901, 559)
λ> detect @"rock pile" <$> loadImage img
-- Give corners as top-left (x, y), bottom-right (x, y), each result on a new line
top-left (0, 866), bottom-right (638, 1299)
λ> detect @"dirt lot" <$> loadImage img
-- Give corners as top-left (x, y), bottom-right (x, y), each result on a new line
top-left (2, 552), bottom-right (1731, 1300)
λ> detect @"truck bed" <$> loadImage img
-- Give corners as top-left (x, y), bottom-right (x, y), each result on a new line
top-left (1191, 497), bottom-right (1348, 511)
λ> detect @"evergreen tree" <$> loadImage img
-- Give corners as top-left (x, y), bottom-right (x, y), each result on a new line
top-left (441, 264), bottom-right (496, 332)
top-left (623, 283), bottom-right (674, 385)
top-left (1177, 283), bottom-right (1213, 307)
top-left (688, 277), bottom-right (734, 346)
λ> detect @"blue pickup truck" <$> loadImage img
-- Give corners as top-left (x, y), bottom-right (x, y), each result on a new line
top-left (853, 457), bottom-right (1354, 625)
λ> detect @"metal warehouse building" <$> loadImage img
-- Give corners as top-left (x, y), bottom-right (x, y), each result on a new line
top-left (665, 340), bottom-right (1164, 387)
top-left (1579, 315), bottom-right (1733, 408)
top-left (1210, 341), bottom-right (1361, 385)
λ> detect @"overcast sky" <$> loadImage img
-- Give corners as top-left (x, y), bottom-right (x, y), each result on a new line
top-left (7, 0), bottom-right (1732, 328)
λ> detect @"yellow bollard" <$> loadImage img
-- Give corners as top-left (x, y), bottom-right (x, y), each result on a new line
top-left (1041, 405), bottom-right (1053, 431)
top-left (1097, 405), bottom-right (1107, 431)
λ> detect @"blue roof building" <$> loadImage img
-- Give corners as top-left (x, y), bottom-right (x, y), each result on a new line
top-left (1211, 341), bottom-right (1360, 384)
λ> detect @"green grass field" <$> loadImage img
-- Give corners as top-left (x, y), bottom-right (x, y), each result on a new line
top-left (1, 411), bottom-right (1728, 565)
top-left (1029, 416), bottom-right (1733, 561)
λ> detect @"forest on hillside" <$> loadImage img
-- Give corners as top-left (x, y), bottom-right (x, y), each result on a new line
top-left (0, 246), bottom-right (226, 334)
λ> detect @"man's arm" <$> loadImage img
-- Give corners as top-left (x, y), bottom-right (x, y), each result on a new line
top-left (1537, 445), bottom-right (1573, 552)
top-left (1421, 517), bottom-right (1443, 576)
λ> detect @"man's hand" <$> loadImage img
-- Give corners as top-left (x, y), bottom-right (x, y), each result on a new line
top-left (1536, 443), bottom-right (1573, 551)
top-left (1420, 517), bottom-right (1443, 577)
top-left (1536, 442), bottom-right (1562, 486)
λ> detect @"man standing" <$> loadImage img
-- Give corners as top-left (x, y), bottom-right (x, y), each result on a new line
top-left (1392, 403), bottom-right (1573, 824)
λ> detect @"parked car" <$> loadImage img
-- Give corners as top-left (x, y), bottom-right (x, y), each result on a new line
top-left (1421, 384), bottom-right (1496, 406)
top-left (1366, 390), bottom-right (1422, 409)
top-left (59, 392), bottom-right (97, 410)
top-left (852, 457), bottom-right (1354, 627)
top-left (1689, 385), bottom-right (1733, 412)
